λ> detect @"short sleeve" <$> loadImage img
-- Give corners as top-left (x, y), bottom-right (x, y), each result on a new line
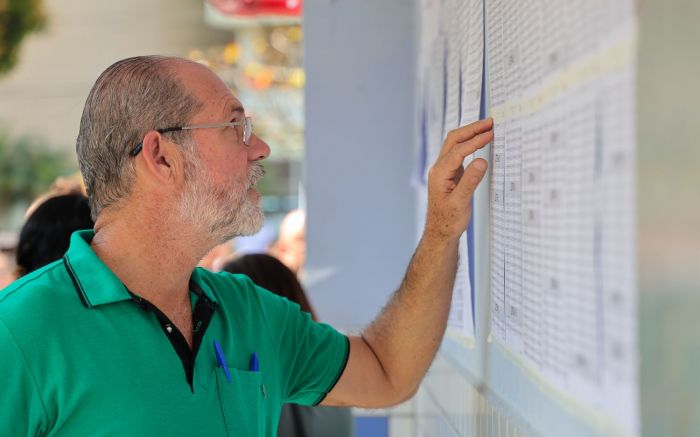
top-left (0, 318), bottom-right (48, 436)
top-left (253, 285), bottom-right (350, 406)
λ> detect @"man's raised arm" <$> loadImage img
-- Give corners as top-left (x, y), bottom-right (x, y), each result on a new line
top-left (322, 118), bottom-right (493, 408)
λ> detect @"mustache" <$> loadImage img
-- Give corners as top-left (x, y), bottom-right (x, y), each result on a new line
top-left (248, 163), bottom-right (265, 187)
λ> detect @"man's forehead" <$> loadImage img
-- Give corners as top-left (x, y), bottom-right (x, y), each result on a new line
top-left (191, 84), bottom-right (245, 119)
top-left (173, 60), bottom-right (243, 114)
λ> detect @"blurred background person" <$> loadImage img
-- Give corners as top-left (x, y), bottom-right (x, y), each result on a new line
top-left (223, 253), bottom-right (353, 437)
top-left (23, 173), bottom-right (86, 220)
top-left (14, 193), bottom-right (93, 277)
top-left (233, 222), bottom-right (277, 256)
top-left (0, 251), bottom-right (15, 289)
top-left (269, 208), bottom-right (305, 275)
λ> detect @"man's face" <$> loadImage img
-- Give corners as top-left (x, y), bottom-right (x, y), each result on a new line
top-left (173, 62), bottom-right (271, 242)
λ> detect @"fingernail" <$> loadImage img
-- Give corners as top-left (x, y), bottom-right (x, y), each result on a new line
top-left (473, 160), bottom-right (487, 171)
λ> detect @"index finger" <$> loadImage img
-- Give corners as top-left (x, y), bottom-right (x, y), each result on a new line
top-left (438, 117), bottom-right (494, 159)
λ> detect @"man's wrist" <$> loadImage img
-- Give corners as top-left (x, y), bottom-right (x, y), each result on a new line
top-left (421, 225), bottom-right (461, 247)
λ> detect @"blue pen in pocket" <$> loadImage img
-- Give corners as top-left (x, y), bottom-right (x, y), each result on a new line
top-left (213, 340), bottom-right (232, 383)
top-left (249, 352), bottom-right (259, 372)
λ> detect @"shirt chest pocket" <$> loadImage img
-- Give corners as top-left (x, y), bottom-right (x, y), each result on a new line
top-left (216, 368), bottom-right (265, 436)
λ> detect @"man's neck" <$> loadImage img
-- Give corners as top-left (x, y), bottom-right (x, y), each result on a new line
top-left (90, 205), bottom-right (215, 321)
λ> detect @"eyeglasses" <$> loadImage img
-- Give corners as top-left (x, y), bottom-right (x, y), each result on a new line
top-left (129, 116), bottom-right (253, 157)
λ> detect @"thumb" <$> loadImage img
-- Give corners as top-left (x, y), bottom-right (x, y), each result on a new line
top-left (453, 158), bottom-right (487, 198)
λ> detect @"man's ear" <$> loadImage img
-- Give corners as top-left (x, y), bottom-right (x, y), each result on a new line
top-left (138, 131), bottom-right (185, 185)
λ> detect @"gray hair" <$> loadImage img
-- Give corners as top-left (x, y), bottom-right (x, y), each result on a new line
top-left (76, 55), bottom-right (204, 220)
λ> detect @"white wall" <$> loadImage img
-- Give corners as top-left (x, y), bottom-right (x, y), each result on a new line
top-left (0, 0), bottom-right (230, 151)
top-left (304, 0), bottom-right (418, 330)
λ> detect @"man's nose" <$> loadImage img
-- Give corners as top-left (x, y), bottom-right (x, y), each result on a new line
top-left (248, 134), bottom-right (271, 161)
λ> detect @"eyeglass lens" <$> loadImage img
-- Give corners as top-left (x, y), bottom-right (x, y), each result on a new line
top-left (244, 117), bottom-right (252, 145)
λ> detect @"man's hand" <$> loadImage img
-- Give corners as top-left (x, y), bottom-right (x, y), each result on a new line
top-left (425, 118), bottom-right (493, 240)
top-left (322, 118), bottom-right (494, 408)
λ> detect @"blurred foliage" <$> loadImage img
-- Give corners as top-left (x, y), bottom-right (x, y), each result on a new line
top-left (0, 0), bottom-right (46, 75)
top-left (188, 26), bottom-right (304, 161)
top-left (0, 130), bottom-right (73, 210)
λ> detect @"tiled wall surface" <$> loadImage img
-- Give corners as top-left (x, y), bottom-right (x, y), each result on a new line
top-left (414, 354), bottom-right (527, 437)
top-left (355, 353), bottom-right (528, 437)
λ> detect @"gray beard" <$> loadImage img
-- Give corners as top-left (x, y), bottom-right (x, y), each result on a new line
top-left (178, 158), bottom-right (265, 244)
top-left (209, 191), bottom-right (264, 243)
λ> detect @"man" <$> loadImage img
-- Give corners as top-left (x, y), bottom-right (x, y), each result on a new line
top-left (269, 208), bottom-right (305, 274)
top-left (0, 251), bottom-right (14, 289)
top-left (0, 56), bottom-right (493, 435)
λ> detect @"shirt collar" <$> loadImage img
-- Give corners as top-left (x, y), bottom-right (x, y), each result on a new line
top-left (63, 230), bottom-right (131, 307)
top-left (190, 267), bottom-right (219, 304)
top-left (63, 230), bottom-right (218, 308)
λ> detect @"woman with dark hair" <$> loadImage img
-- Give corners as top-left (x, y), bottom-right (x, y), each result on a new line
top-left (16, 194), bottom-right (94, 277)
top-left (223, 254), bottom-right (353, 437)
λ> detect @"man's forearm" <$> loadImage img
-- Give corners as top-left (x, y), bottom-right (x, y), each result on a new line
top-left (323, 119), bottom-right (492, 408)
top-left (357, 119), bottom-right (493, 403)
top-left (361, 230), bottom-right (460, 400)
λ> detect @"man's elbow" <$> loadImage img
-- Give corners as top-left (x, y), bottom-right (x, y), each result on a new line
top-left (382, 380), bottom-right (420, 407)
top-left (395, 385), bottom-right (420, 405)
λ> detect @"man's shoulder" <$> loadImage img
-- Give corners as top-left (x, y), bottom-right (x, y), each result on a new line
top-left (0, 259), bottom-right (74, 322)
top-left (0, 260), bottom-right (69, 304)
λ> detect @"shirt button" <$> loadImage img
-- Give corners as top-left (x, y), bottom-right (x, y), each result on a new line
top-left (165, 324), bottom-right (173, 334)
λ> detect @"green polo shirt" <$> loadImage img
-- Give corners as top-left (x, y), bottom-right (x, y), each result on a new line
top-left (0, 230), bottom-right (349, 436)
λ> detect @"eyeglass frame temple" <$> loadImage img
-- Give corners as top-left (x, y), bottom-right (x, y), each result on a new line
top-left (129, 127), bottom-right (182, 156)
